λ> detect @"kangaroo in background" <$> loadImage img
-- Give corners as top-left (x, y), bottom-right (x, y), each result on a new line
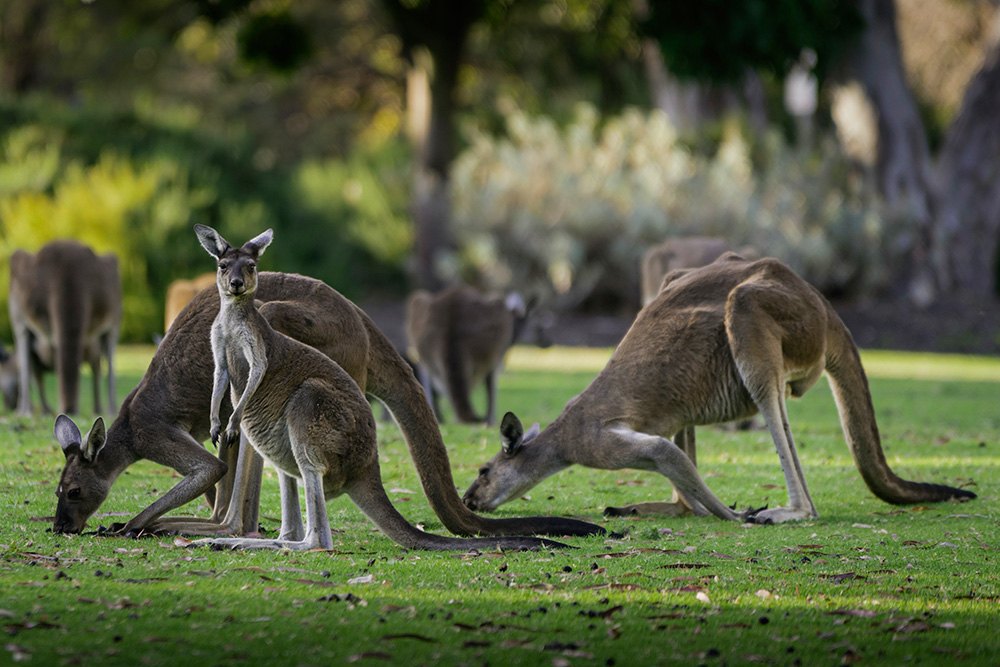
top-left (9, 241), bottom-right (121, 415)
top-left (188, 224), bottom-right (566, 551)
top-left (405, 286), bottom-right (534, 425)
top-left (53, 273), bottom-right (600, 540)
top-left (464, 253), bottom-right (976, 524)
top-left (164, 272), bottom-right (217, 332)
top-left (641, 237), bottom-right (760, 306)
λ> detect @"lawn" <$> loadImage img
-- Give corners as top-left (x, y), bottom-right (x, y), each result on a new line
top-left (1, 345), bottom-right (997, 666)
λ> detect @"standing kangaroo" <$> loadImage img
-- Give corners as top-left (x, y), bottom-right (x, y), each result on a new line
top-left (9, 240), bottom-right (121, 415)
top-left (188, 225), bottom-right (566, 551)
top-left (405, 286), bottom-right (532, 425)
top-left (464, 253), bottom-right (976, 524)
top-left (53, 272), bottom-right (599, 540)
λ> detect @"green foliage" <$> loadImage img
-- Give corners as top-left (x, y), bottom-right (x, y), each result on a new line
top-left (449, 104), bottom-right (904, 310)
top-left (0, 347), bottom-right (996, 665)
top-left (0, 98), bottom-right (410, 342)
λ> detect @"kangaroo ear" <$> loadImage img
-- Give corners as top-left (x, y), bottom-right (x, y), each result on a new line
top-left (194, 224), bottom-right (230, 259)
top-left (523, 422), bottom-right (540, 443)
top-left (81, 417), bottom-right (107, 463)
top-left (500, 411), bottom-right (525, 456)
top-left (503, 292), bottom-right (526, 317)
top-left (54, 414), bottom-right (82, 455)
top-left (244, 228), bottom-right (273, 258)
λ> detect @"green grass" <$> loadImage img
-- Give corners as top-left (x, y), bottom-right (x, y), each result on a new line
top-left (1, 346), bottom-right (998, 666)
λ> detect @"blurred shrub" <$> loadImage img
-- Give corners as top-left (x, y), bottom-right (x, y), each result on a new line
top-left (449, 104), bottom-right (903, 311)
top-left (0, 99), bottom-right (409, 342)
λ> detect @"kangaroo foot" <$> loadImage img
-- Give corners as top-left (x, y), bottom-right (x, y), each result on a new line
top-left (745, 505), bottom-right (816, 524)
top-left (603, 501), bottom-right (692, 518)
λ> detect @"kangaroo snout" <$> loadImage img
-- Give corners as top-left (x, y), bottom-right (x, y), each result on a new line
top-left (228, 278), bottom-right (245, 294)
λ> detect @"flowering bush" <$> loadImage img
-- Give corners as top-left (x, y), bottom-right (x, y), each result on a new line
top-left (449, 104), bottom-right (902, 311)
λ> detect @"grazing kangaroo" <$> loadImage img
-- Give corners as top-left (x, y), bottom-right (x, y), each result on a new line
top-left (187, 224), bottom-right (566, 551)
top-left (405, 286), bottom-right (533, 425)
top-left (53, 274), bottom-right (599, 540)
top-left (464, 253), bottom-right (976, 524)
top-left (8, 240), bottom-right (121, 416)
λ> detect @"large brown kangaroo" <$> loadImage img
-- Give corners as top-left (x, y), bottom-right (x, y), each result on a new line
top-left (53, 270), bottom-right (600, 540)
top-left (405, 286), bottom-right (531, 425)
top-left (185, 225), bottom-right (567, 551)
top-left (9, 240), bottom-right (121, 415)
top-left (463, 253), bottom-right (976, 524)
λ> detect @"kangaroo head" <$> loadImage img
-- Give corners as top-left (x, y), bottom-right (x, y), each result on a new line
top-left (194, 225), bottom-right (273, 299)
top-left (462, 411), bottom-right (543, 512)
top-left (53, 414), bottom-right (110, 534)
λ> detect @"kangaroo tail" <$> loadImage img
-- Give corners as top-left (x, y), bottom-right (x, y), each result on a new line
top-left (347, 466), bottom-right (569, 551)
top-left (51, 285), bottom-right (88, 415)
top-left (361, 311), bottom-right (604, 538)
top-left (824, 310), bottom-right (975, 504)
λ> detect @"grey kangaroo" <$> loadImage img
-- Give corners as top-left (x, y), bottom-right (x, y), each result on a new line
top-left (53, 266), bottom-right (599, 541)
top-left (9, 240), bottom-right (121, 415)
top-left (405, 286), bottom-right (532, 425)
top-left (464, 253), bottom-right (976, 524)
top-left (189, 225), bottom-right (567, 551)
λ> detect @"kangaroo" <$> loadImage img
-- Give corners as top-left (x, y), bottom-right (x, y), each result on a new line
top-left (463, 253), bottom-right (976, 524)
top-left (405, 286), bottom-right (533, 425)
top-left (641, 237), bottom-right (760, 306)
top-left (8, 240), bottom-right (121, 415)
top-left (186, 224), bottom-right (568, 551)
top-left (53, 274), bottom-right (600, 540)
top-left (164, 272), bottom-right (217, 332)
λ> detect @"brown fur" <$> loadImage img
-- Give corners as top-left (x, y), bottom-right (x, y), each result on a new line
top-left (464, 254), bottom-right (976, 524)
top-left (405, 287), bottom-right (527, 425)
top-left (9, 241), bottom-right (121, 415)
top-left (53, 272), bottom-right (600, 539)
top-left (164, 272), bottom-right (216, 332)
top-left (189, 225), bottom-right (566, 551)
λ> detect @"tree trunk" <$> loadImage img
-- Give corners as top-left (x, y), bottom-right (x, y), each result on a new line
top-left (933, 38), bottom-right (1000, 299)
top-left (845, 0), bottom-right (939, 303)
top-left (0, 0), bottom-right (47, 93)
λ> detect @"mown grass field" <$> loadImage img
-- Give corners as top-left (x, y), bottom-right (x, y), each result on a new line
top-left (1, 345), bottom-right (998, 666)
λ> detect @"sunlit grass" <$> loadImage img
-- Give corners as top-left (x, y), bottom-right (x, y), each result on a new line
top-left (1, 344), bottom-right (997, 666)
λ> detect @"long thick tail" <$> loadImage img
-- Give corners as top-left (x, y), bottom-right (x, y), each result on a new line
top-left (347, 465), bottom-right (568, 551)
top-left (361, 311), bottom-right (604, 538)
top-left (824, 311), bottom-right (975, 504)
top-left (51, 286), bottom-right (88, 415)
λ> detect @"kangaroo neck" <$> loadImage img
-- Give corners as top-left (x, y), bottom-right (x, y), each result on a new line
top-left (98, 412), bottom-right (141, 481)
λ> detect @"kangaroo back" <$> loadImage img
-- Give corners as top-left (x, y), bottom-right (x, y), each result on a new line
top-left (823, 308), bottom-right (975, 504)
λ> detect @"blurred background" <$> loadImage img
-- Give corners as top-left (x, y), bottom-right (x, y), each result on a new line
top-left (1, 0), bottom-right (998, 351)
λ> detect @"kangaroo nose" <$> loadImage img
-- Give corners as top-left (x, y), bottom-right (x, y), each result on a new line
top-left (229, 278), bottom-right (244, 292)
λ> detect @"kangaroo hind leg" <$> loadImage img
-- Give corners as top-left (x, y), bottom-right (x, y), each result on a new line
top-left (725, 279), bottom-right (821, 524)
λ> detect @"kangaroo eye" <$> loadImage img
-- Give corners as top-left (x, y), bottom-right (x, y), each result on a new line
top-left (478, 467), bottom-right (490, 477)
top-left (67, 488), bottom-right (82, 500)
top-left (247, 264), bottom-right (256, 273)
top-left (218, 262), bottom-right (228, 271)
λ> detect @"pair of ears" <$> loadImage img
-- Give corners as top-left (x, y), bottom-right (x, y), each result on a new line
top-left (54, 414), bottom-right (106, 463)
top-left (194, 224), bottom-right (273, 261)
